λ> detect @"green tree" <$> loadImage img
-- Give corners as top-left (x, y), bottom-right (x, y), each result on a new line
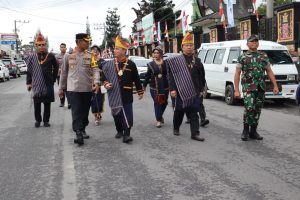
top-left (258, 0), bottom-right (292, 15)
top-left (102, 8), bottom-right (121, 49)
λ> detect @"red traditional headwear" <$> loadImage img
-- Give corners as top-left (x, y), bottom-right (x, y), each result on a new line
top-left (35, 32), bottom-right (46, 44)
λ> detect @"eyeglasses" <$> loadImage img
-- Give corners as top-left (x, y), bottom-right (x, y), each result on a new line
top-left (37, 44), bottom-right (46, 47)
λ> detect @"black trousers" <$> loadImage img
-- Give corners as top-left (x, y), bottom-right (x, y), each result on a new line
top-left (199, 96), bottom-right (206, 121)
top-left (67, 92), bottom-right (92, 132)
top-left (34, 102), bottom-right (51, 123)
top-left (173, 106), bottom-right (200, 136)
top-left (113, 103), bottom-right (133, 133)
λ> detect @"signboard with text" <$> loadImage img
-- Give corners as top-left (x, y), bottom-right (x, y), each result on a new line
top-left (277, 8), bottom-right (294, 42)
top-left (142, 13), bottom-right (153, 44)
top-left (0, 33), bottom-right (17, 45)
top-left (240, 20), bottom-right (251, 40)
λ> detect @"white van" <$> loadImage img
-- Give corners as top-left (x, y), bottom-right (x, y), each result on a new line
top-left (198, 40), bottom-right (299, 105)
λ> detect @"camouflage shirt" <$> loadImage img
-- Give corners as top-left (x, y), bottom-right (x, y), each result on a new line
top-left (237, 50), bottom-right (270, 92)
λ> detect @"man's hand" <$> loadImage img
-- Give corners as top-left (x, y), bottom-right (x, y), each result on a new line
top-left (234, 90), bottom-right (241, 99)
top-left (58, 89), bottom-right (64, 99)
top-left (138, 93), bottom-right (144, 100)
top-left (104, 83), bottom-right (113, 90)
top-left (92, 84), bottom-right (100, 93)
top-left (273, 86), bottom-right (279, 95)
top-left (27, 84), bottom-right (32, 91)
top-left (170, 90), bottom-right (177, 98)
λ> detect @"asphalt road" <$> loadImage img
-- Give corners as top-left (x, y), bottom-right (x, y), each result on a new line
top-left (0, 76), bottom-right (299, 200)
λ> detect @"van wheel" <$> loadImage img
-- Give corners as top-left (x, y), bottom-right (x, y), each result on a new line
top-left (273, 99), bottom-right (285, 105)
top-left (225, 84), bottom-right (236, 105)
top-left (203, 84), bottom-right (211, 99)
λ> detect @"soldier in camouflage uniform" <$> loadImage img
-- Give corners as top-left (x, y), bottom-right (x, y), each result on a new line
top-left (234, 35), bottom-right (279, 141)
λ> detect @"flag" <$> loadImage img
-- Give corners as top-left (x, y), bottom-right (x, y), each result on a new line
top-left (164, 20), bottom-right (169, 42)
top-left (181, 10), bottom-right (188, 35)
top-left (219, 0), bottom-right (226, 28)
top-left (152, 21), bottom-right (158, 43)
top-left (133, 33), bottom-right (139, 48)
top-left (251, 0), bottom-right (259, 21)
top-left (141, 28), bottom-right (145, 44)
top-left (157, 21), bottom-right (161, 44)
top-left (226, 0), bottom-right (235, 27)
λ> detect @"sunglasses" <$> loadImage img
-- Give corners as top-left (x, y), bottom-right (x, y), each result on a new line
top-left (37, 44), bottom-right (46, 47)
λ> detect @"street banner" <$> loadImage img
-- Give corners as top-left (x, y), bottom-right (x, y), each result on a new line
top-left (142, 13), bottom-right (154, 44)
top-left (226, 0), bottom-right (235, 27)
top-left (157, 21), bottom-right (161, 44)
top-left (0, 33), bottom-right (17, 45)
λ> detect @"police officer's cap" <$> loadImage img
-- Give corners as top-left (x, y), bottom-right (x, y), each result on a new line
top-left (247, 34), bottom-right (259, 42)
top-left (91, 44), bottom-right (101, 51)
top-left (76, 33), bottom-right (92, 42)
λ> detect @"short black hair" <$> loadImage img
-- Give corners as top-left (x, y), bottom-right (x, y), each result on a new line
top-left (60, 43), bottom-right (66, 47)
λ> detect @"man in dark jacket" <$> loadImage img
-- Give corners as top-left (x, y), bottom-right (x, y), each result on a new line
top-left (166, 32), bottom-right (205, 141)
top-left (102, 35), bottom-right (144, 143)
top-left (25, 32), bottom-right (58, 128)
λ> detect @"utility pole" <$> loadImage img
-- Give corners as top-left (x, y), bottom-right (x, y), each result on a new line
top-left (266, 0), bottom-right (274, 19)
top-left (14, 20), bottom-right (29, 55)
top-left (94, 23), bottom-right (106, 48)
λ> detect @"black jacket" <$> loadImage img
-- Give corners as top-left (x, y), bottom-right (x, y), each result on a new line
top-left (143, 61), bottom-right (169, 91)
top-left (169, 54), bottom-right (205, 95)
top-left (102, 60), bottom-right (143, 104)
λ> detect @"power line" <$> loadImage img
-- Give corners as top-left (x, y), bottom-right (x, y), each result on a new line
top-left (0, 5), bottom-right (85, 25)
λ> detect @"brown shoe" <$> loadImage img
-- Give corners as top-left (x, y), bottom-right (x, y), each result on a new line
top-left (191, 135), bottom-right (205, 141)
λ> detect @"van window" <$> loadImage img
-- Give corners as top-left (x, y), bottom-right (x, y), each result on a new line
top-left (228, 49), bottom-right (240, 64)
top-left (213, 49), bottom-right (226, 64)
top-left (198, 50), bottom-right (207, 62)
top-left (263, 50), bottom-right (293, 64)
top-left (204, 49), bottom-right (215, 64)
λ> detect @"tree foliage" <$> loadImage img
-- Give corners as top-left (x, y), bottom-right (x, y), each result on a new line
top-left (102, 8), bottom-right (121, 49)
top-left (258, 0), bottom-right (292, 15)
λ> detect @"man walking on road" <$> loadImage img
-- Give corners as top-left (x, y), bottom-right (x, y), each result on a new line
top-left (102, 35), bottom-right (144, 143)
top-left (25, 32), bottom-right (58, 128)
top-left (166, 32), bottom-right (205, 142)
top-left (55, 43), bottom-right (69, 108)
top-left (59, 33), bottom-right (100, 146)
top-left (234, 34), bottom-right (279, 141)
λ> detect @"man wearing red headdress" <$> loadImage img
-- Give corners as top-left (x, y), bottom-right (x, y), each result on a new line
top-left (25, 32), bottom-right (59, 128)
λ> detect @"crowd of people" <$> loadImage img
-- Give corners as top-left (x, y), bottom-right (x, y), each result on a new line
top-left (25, 31), bottom-right (279, 146)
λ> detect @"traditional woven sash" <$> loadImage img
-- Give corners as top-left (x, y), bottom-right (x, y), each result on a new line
top-left (24, 53), bottom-right (47, 98)
top-left (148, 61), bottom-right (165, 95)
top-left (166, 55), bottom-right (197, 108)
top-left (102, 60), bottom-right (123, 116)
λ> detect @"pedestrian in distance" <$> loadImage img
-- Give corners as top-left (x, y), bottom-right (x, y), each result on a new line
top-left (90, 44), bottom-right (106, 126)
top-left (143, 46), bottom-right (169, 128)
top-left (25, 32), bottom-right (58, 128)
top-left (59, 33), bottom-right (100, 146)
top-left (55, 43), bottom-right (70, 108)
top-left (166, 32), bottom-right (205, 142)
top-left (234, 34), bottom-right (279, 141)
top-left (102, 35), bottom-right (144, 144)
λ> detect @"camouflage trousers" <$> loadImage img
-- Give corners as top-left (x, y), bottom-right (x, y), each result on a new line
top-left (243, 88), bottom-right (265, 126)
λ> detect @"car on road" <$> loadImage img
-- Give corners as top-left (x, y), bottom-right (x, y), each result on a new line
top-left (0, 58), bottom-right (21, 78)
top-left (129, 57), bottom-right (151, 82)
top-left (0, 61), bottom-right (10, 81)
top-left (15, 60), bottom-right (27, 74)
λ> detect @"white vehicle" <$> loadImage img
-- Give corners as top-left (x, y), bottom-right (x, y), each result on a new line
top-left (0, 61), bottom-right (10, 81)
top-left (128, 57), bottom-right (151, 82)
top-left (15, 60), bottom-right (27, 74)
top-left (198, 40), bottom-right (298, 105)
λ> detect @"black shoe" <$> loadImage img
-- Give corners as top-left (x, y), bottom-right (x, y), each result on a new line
top-left (59, 103), bottom-right (64, 107)
top-left (74, 131), bottom-right (84, 145)
top-left (123, 136), bottom-right (133, 143)
top-left (173, 129), bottom-right (180, 136)
top-left (241, 124), bottom-right (249, 141)
top-left (115, 131), bottom-right (123, 139)
top-left (68, 104), bottom-right (71, 109)
top-left (35, 122), bottom-right (40, 128)
top-left (82, 130), bottom-right (90, 139)
top-left (249, 125), bottom-right (263, 140)
top-left (191, 135), bottom-right (205, 141)
top-left (43, 122), bottom-right (50, 127)
top-left (200, 119), bottom-right (209, 127)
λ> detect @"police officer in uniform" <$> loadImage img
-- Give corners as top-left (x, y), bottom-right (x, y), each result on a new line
top-left (59, 33), bottom-right (100, 146)
top-left (102, 35), bottom-right (144, 143)
top-left (234, 34), bottom-right (279, 141)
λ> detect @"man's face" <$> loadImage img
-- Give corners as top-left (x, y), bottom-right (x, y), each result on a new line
top-left (77, 39), bottom-right (90, 50)
top-left (182, 44), bottom-right (194, 55)
top-left (114, 47), bottom-right (126, 58)
top-left (91, 47), bottom-right (100, 57)
top-left (35, 43), bottom-right (47, 53)
top-left (60, 45), bottom-right (67, 53)
top-left (247, 40), bottom-right (259, 50)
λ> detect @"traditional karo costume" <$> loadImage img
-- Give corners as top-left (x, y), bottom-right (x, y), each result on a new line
top-left (166, 32), bottom-right (205, 141)
top-left (102, 36), bottom-right (144, 143)
top-left (25, 32), bottom-right (58, 127)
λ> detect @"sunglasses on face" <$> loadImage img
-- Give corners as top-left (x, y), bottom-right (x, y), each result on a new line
top-left (37, 44), bottom-right (46, 47)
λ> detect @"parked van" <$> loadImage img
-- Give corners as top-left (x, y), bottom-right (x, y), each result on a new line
top-left (198, 40), bottom-right (299, 105)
